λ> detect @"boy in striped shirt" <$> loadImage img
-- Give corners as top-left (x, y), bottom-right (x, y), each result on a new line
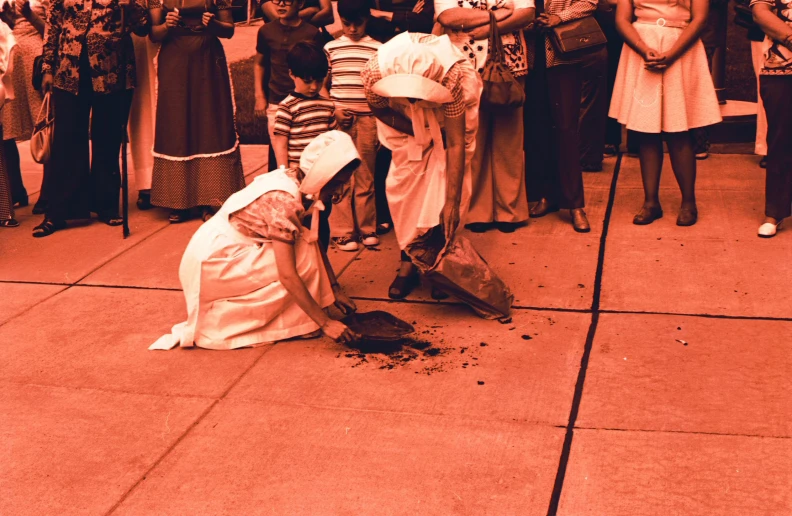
top-left (323, 0), bottom-right (382, 251)
top-left (272, 42), bottom-right (338, 170)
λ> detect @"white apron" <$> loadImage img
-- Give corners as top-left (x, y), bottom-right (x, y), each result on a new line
top-left (376, 34), bottom-right (482, 249)
top-left (150, 170), bottom-right (334, 350)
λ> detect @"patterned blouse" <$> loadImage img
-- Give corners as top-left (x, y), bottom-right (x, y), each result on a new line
top-left (42, 0), bottom-right (152, 95)
top-left (229, 168), bottom-right (308, 244)
top-left (361, 34), bottom-right (467, 119)
top-left (435, 0), bottom-right (533, 77)
top-left (750, 0), bottom-right (792, 75)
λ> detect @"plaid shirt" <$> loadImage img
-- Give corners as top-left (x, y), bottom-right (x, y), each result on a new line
top-left (529, 0), bottom-right (597, 67)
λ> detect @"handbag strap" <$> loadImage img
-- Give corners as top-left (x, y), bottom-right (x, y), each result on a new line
top-left (487, 11), bottom-right (505, 63)
top-left (36, 92), bottom-right (52, 124)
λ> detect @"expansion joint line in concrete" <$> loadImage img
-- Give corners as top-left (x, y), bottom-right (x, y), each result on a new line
top-left (103, 346), bottom-right (275, 516)
top-left (546, 153), bottom-right (623, 516)
top-left (0, 222), bottom-right (173, 331)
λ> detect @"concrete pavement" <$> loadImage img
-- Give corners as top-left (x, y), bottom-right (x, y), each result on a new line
top-left (1, 150), bottom-right (791, 515)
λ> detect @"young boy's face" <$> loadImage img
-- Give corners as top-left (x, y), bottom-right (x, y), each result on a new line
top-left (340, 17), bottom-right (368, 41)
top-left (290, 74), bottom-right (325, 97)
top-left (273, 0), bottom-right (302, 21)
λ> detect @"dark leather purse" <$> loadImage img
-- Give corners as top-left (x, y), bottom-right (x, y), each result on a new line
top-left (480, 12), bottom-right (525, 108)
top-left (32, 54), bottom-right (44, 91)
top-left (549, 16), bottom-right (607, 55)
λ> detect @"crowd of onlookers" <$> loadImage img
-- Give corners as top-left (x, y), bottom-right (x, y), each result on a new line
top-left (0, 0), bottom-right (790, 240)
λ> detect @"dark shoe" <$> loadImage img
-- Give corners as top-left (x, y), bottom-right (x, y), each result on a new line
top-left (388, 272), bottom-right (419, 300)
top-left (465, 222), bottom-right (492, 233)
top-left (529, 198), bottom-right (560, 218)
top-left (169, 209), bottom-right (191, 224)
top-left (0, 218), bottom-right (19, 227)
top-left (376, 222), bottom-right (392, 235)
top-left (676, 206), bottom-right (698, 226)
top-left (136, 192), bottom-right (153, 210)
top-left (32, 201), bottom-right (47, 215)
top-left (570, 208), bottom-right (591, 233)
top-left (495, 221), bottom-right (521, 233)
top-left (603, 144), bottom-right (619, 157)
top-left (13, 195), bottom-right (29, 208)
top-left (201, 206), bottom-right (216, 222)
top-left (632, 205), bottom-right (664, 225)
top-left (98, 212), bottom-right (123, 226)
top-left (581, 162), bottom-right (603, 172)
top-left (431, 286), bottom-right (449, 300)
top-left (759, 156), bottom-right (767, 169)
top-left (32, 218), bottom-right (66, 238)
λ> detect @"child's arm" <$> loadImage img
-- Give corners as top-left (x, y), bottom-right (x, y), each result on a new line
top-left (653, 0), bottom-right (709, 67)
top-left (272, 134), bottom-right (290, 168)
top-left (615, 0), bottom-right (654, 60)
top-left (149, 6), bottom-right (180, 44)
top-left (253, 53), bottom-right (268, 118)
top-left (271, 104), bottom-right (292, 167)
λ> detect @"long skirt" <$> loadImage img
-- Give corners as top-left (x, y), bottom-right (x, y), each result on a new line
top-left (0, 126), bottom-right (12, 221)
top-left (150, 32), bottom-right (244, 210)
top-left (3, 32), bottom-right (43, 141)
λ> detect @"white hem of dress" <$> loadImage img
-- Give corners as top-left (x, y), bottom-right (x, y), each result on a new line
top-left (151, 41), bottom-right (241, 162)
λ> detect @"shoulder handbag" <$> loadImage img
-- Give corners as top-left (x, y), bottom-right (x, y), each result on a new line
top-left (32, 54), bottom-right (44, 91)
top-left (549, 16), bottom-right (607, 55)
top-left (480, 12), bottom-right (525, 108)
top-left (30, 92), bottom-right (54, 165)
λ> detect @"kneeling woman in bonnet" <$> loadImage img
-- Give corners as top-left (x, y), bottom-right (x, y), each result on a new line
top-left (151, 131), bottom-right (361, 350)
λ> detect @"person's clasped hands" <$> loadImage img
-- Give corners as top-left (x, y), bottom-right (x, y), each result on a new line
top-left (643, 48), bottom-right (672, 71)
top-left (334, 107), bottom-right (354, 130)
top-left (533, 12), bottom-right (562, 30)
top-left (165, 7), bottom-right (182, 28)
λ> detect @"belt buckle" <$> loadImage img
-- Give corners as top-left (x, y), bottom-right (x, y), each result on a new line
top-left (656, 18), bottom-right (667, 27)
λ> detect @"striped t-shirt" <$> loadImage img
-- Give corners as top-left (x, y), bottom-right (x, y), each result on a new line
top-left (273, 93), bottom-right (338, 168)
top-left (324, 35), bottom-right (382, 115)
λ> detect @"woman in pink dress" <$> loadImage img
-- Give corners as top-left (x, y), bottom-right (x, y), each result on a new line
top-left (609, 0), bottom-right (721, 226)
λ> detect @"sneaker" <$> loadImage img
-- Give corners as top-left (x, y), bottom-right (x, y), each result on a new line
top-left (695, 151), bottom-right (709, 160)
top-left (361, 233), bottom-right (379, 247)
top-left (331, 236), bottom-right (359, 252)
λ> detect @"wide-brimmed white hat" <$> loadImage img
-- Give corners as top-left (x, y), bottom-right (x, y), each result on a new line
top-left (371, 36), bottom-right (454, 104)
top-left (299, 131), bottom-right (360, 196)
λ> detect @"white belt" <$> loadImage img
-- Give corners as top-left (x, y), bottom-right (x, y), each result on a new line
top-left (635, 18), bottom-right (689, 29)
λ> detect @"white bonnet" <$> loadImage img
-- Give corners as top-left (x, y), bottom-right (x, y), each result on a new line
top-left (299, 131), bottom-right (360, 196)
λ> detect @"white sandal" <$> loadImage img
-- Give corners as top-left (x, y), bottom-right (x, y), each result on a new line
top-left (758, 220), bottom-right (782, 238)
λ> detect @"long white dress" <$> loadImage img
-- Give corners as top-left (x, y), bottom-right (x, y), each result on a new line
top-left (151, 169), bottom-right (335, 350)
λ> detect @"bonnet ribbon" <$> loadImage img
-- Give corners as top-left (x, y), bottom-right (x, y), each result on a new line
top-left (304, 199), bottom-right (326, 243)
top-left (407, 103), bottom-right (445, 163)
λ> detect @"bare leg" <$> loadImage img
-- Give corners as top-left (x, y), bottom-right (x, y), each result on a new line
top-left (638, 132), bottom-right (664, 209)
top-left (666, 131), bottom-right (697, 210)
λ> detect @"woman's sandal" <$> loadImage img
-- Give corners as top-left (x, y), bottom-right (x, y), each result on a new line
top-left (431, 286), bottom-right (449, 300)
top-left (32, 218), bottom-right (66, 238)
top-left (201, 207), bottom-right (216, 222)
top-left (98, 212), bottom-right (123, 226)
top-left (169, 209), bottom-right (191, 224)
top-left (0, 218), bottom-right (19, 228)
top-left (388, 272), bottom-right (420, 300)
